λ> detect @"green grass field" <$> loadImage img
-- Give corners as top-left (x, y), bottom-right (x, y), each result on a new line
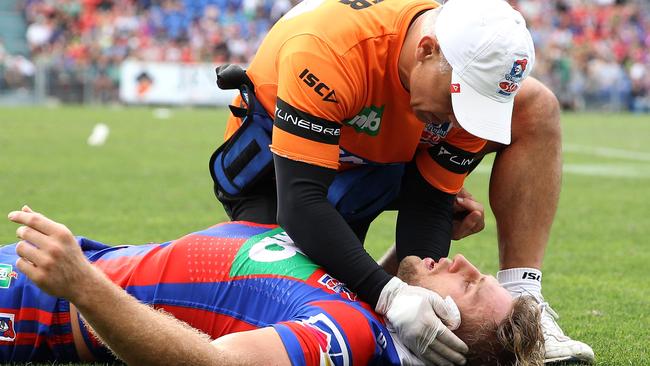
top-left (1, 106), bottom-right (649, 365)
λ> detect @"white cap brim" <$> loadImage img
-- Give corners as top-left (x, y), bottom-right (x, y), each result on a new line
top-left (451, 71), bottom-right (513, 145)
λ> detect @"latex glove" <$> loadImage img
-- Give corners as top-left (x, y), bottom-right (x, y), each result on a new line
top-left (376, 277), bottom-right (468, 365)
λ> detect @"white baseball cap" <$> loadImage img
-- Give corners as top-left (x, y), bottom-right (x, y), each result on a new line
top-left (435, 0), bottom-right (535, 145)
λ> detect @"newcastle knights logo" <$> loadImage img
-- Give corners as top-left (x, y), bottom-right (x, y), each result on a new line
top-left (0, 313), bottom-right (16, 342)
top-left (498, 59), bottom-right (528, 96)
top-left (318, 274), bottom-right (357, 301)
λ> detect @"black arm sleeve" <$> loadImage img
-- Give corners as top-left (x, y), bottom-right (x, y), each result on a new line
top-left (274, 154), bottom-right (392, 307)
top-left (395, 162), bottom-right (455, 261)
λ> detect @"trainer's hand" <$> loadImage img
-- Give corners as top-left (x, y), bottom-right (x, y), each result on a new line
top-left (7, 206), bottom-right (94, 302)
top-left (451, 187), bottom-right (485, 240)
top-left (376, 277), bottom-right (468, 365)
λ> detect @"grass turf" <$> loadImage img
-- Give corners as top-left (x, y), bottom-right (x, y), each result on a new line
top-left (0, 107), bottom-right (649, 365)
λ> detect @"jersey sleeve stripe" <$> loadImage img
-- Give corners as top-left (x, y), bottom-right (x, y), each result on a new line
top-left (426, 142), bottom-right (480, 175)
top-left (270, 126), bottom-right (340, 169)
top-left (271, 324), bottom-right (310, 366)
top-left (416, 151), bottom-right (467, 194)
top-left (274, 98), bottom-right (341, 145)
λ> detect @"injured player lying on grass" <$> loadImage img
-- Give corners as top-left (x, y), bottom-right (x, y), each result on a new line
top-left (3, 206), bottom-right (544, 365)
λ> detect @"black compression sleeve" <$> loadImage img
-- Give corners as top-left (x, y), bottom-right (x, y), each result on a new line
top-left (395, 162), bottom-right (455, 261)
top-left (273, 154), bottom-right (392, 306)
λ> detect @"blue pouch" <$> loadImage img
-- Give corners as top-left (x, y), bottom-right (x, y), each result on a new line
top-left (209, 66), bottom-right (274, 199)
top-left (327, 164), bottom-right (405, 222)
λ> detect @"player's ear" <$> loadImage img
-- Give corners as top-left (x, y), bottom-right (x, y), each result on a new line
top-left (416, 35), bottom-right (441, 62)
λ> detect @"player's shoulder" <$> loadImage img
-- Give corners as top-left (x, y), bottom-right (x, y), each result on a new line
top-left (274, 0), bottom-right (438, 56)
top-left (292, 299), bottom-right (400, 365)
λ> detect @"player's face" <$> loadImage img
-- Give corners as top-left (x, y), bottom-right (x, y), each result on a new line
top-left (398, 254), bottom-right (512, 328)
top-left (408, 37), bottom-right (459, 128)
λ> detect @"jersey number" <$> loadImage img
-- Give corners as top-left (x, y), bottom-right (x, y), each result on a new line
top-left (248, 231), bottom-right (304, 262)
top-left (231, 228), bottom-right (317, 280)
top-left (339, 0), bottom-right (383, 10)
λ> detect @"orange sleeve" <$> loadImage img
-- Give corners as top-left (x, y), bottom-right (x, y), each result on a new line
top-left (269, 35), bottom-right (360, 170)
top-left (416, 129), bottom-right (487, 194)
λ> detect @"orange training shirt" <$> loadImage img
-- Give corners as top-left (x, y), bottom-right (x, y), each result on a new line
top-left (224, 0), bottom-right (487, 194)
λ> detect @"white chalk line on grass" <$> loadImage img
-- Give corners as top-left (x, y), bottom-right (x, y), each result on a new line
top-left (563, 164), bottom-right (650, 178)
top-left (473, 163), bottom-right (650, 179)
top-left (472, 144), bottom-right (650, 178)
top-left (564, 144), bottom-right (650, 162)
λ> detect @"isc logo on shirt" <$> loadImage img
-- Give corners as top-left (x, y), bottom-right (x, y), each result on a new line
top-left (346, 105), bottom-right (384, 136)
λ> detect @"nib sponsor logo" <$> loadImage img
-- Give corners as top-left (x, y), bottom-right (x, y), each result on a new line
top-left (346, 105), bottom-right (384, 136)
top-left (0, 264), bottom-right (18, 289)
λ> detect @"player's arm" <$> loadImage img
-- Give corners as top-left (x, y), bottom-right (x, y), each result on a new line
top-left (394, 161), bottom-right (456, 260)
top-left (211, 328), bottom-right (291, 366)
top-left (396, 135), bottom-right (487, 259)
top-left (7, 206), bottom-right (289, 366)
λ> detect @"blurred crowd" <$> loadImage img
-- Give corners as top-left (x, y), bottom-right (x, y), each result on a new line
top-left (1, 0), bottom-right (649, 111)
top-left (515, 0), bottom-right (650, 112)
top-left (4, 0), bottom-right (298, 102)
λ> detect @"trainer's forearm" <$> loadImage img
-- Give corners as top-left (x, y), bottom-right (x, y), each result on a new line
top-left (274, 155), bottom-right (392, 306)
top-left (70, 266), bottom-right (224, 366)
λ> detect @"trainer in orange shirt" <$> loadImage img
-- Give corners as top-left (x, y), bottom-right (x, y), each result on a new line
top-left (210, 0), bottom-right (594, 364)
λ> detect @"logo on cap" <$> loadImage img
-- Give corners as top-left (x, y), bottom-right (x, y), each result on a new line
top-left (498, 59), bottom-right (528, 96)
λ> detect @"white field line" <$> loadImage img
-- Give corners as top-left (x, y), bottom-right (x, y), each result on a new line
top-left (562, 164), bottom-right (650, 178)
top-left (473, 164), bottom-right (650, 178)
top-left (473, 144), bottom-right (650, 178)
top-left (564, 144), bottom-right (650, 162)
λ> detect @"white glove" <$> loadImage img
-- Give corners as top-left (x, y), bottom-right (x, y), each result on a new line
top-left (376, 277), bottom-right (468, 365)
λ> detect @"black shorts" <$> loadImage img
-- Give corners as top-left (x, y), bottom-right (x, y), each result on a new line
top-left (216, 174), bottom-right (278, 225)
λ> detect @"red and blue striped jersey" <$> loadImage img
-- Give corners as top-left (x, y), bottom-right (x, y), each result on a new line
top-left (84, 221), bottom-right (402, 365)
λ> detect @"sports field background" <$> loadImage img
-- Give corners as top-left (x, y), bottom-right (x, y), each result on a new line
top-left (0, 107), bottom-right (648, 365)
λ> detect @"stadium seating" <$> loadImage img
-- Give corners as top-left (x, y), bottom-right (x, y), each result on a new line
top-left (1, 0), bottom-right (648, 111)
top-left (0, 0), bottom-right (28, 56)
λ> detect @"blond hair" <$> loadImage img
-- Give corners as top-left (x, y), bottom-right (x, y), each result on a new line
top-left (455, 296), bottom-right (545, 366)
